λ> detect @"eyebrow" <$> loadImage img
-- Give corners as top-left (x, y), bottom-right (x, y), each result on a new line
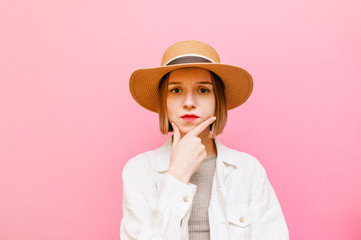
top-left (168, 81), bottom-right (213, 85)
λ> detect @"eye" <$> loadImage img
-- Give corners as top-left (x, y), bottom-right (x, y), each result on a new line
top-left (198, 88), bottom-right (210, 94)
top-left (170, 88), bottom-right (182, 94)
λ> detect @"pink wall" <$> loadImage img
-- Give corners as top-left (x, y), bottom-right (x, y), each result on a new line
top-left (1, 0), bottom-right (360, 239)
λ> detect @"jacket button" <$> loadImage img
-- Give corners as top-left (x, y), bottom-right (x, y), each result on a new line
top-left (183, 196), bottom-right (189, 202)
top-left (239, 217), bottom-right (245, 223)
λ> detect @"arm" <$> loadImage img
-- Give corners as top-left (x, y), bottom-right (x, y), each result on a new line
top-left (120, 163), bottom-right (197, 240)
top-left (120, 118), bottom-right (216, 239)
top-left (250, 165), bottom-right (290, 240)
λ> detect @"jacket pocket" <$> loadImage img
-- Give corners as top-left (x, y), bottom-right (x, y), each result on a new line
top-left (227, 206), bottom-right (251, 240)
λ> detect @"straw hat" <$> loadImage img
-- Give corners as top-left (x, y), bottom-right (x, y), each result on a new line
top-left (129, 40), bottom-right (253, 113)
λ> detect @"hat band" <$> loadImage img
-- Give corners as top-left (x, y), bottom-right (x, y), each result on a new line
top-left (164, 54), bottom-right (214, 66)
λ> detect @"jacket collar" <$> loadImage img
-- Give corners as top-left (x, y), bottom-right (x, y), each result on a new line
top-left (155, 136), bottom-right (240, 172)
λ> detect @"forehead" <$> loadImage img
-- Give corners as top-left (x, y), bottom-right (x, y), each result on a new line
top-left (168, 67), bottom-right (212, 84)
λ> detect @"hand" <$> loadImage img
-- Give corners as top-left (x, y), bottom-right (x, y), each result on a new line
top-left (167, 116), bottom-right (217, 184)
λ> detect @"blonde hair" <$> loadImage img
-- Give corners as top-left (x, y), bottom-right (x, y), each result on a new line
top-left (158, 68), bottom-right (227, 138)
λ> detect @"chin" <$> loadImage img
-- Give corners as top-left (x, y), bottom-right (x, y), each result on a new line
top-left (178, 126), bottom-right (194, 134)
top-left (179, 128), bottom-right (191, 135)
top-left (179, 125), bottom-right (204, 135)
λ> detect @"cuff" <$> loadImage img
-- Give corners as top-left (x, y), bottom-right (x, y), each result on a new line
top-left (157, 173), bottom-right (197, 218)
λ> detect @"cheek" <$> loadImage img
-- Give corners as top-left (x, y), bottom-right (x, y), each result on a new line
top-left (166, 96), bottom-right (179, 108)
top-left (206, 96), bottom-right (216, 114)
top-left (166, 98), bottom-right (176, 118)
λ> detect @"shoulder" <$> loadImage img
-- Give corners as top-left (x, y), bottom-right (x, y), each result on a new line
top-left (219, 142), bottom-right (267, 177)
top-left (122, 137), bottom-right (172, 179)
top-left (122, 149), bottom-right (157, 177)
top-left (236, 150), bottom-right (265, 171)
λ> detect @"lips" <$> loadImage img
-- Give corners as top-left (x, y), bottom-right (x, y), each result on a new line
top-left (181, 114), bottom-right (199, 121)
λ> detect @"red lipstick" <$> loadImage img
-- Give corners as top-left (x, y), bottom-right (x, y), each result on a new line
top-left (181, 114), bottom-right (199, 122)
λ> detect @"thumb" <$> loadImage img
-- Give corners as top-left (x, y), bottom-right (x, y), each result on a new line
top-left (171, 122), bottom-right (180, 146)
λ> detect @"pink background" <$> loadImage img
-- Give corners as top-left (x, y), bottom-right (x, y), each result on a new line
top-left (1, 0), bottom-right (360, 239)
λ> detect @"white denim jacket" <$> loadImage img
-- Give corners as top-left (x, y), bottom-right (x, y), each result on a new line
top-left (120, 136), bottom-right (289, 240)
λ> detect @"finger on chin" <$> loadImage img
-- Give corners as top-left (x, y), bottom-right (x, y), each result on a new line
top-left (188, 116), bottom-right (216, 137)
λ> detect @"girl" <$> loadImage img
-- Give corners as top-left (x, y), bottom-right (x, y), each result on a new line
top-left (121, 40), bottom-right (289, 240)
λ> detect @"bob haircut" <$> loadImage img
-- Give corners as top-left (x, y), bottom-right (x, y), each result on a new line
top-left (158, 68), bottom-right (227, 138)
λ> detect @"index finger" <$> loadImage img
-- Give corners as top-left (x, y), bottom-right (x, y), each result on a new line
top-left (187, 116), bottom-right (217, 137)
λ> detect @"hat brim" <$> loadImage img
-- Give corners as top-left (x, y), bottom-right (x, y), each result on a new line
top-left (129, 63), bottom-right (253, 113)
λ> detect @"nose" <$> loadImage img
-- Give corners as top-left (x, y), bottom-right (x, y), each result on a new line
top-left (183, 91), bottom-right (196, 109)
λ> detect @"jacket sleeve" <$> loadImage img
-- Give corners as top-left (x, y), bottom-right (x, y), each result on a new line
top-left (120, 161), bottom-right (197, 240)
top-left (250, 164), bottom-right (290, 240)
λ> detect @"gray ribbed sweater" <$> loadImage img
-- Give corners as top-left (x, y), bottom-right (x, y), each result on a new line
top-left (188, 155), bottom-right (217, 240)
